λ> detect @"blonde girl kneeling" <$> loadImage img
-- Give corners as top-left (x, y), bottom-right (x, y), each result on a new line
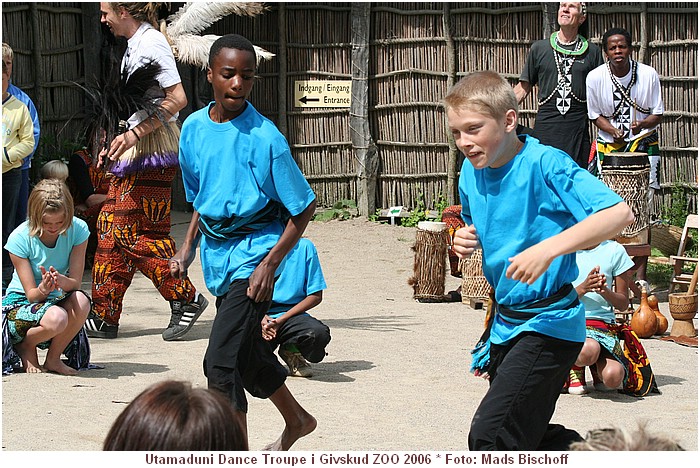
top-left (2, 179), bottom-right (90, 375)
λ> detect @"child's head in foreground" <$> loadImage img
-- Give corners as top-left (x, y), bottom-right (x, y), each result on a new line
top-left (445, 71), bottom-right (520, 169)
top-left (103, 380), bottom-right (247, 451)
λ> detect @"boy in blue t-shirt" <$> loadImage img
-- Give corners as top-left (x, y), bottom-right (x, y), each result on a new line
top-left (446, 70), bottom-right (634, 450)
top-left (171, 34), bottom-right (317, 451)
top-left (262, 238), bottom-right (331, 378)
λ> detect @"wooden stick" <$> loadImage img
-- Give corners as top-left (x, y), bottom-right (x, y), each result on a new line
top-left (687, 263), bottom-right (698, 296)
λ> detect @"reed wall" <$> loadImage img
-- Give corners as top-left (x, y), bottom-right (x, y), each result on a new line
top-left (2, 2), bottom-right (697, 216)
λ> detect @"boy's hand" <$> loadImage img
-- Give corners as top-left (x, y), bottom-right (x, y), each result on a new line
top-left (453, 225), bottom-right (480, 259)
top-left (169, 245), bottom-right (195, 279)
top-left (506, 243), bottom-right (554, 285)
top-left (261, 315), bottom-right (279, 341)
top-left (248, 262), bottom-right (276, 302)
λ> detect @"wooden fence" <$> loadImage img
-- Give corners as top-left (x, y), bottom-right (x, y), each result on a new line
top-left (2, 2), bottom-right (697, 218)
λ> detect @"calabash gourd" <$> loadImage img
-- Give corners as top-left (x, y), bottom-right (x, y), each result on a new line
top-left (647, 294), bottom-right (668, 335)
top-left (631, 286), bottom-right (657, 338)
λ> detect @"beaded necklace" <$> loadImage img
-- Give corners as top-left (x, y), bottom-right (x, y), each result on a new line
top-left (549, 32), bottom-right (589, 56)
top-left (604, 59), bottom-right (651, 119)
top-left (538, 34), bottom-right (588, 112)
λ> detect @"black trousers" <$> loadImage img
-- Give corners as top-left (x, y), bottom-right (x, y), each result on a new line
top-left (2, 168), bottom-right (22, 291)
top-left (468, 332), bottom-right (584, 450)
top-left (204, 279), bottom-right (288, 413)
top-left (269, 313), bottom-right (331, 363)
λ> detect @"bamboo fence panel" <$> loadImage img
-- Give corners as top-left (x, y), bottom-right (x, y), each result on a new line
top-left (370, 2), bottom-right (449, 209)
top-left (2, 2), bottom-right (86, 177)
top-left (2, 2), bottom-right (696, 216)
top-left (210, 3), bottom-right (355, 209)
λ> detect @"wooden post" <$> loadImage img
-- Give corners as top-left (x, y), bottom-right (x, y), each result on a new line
top-left (443, 3), bottom-right (458, 205)
top-left (29, 3), bottom-right (43, 113)
top-left (350, 3), bottom-right (378, 217)
top-left (277, 3), bottom-right (288, 136)
top-left (82, 2), bottom-right (102, 86)
top-left (543, 2), bottom-right (559, 38)
top-left (639, 3), bottom-right (649, 64)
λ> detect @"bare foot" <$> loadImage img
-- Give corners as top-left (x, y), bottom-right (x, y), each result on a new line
top-left (14, 341), bottom-right (43, 373)
top-left (43, 359), bottom-right (78, 376)
top-left (262, 413), bottom-right (317, 451)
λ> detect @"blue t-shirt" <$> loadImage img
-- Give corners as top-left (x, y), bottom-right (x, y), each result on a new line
top-left (4, 217), bottom-right (89, 300)
top-left (459, 135), bottom-right (624, 344)
top-left (7, 83), bottom-right (39, 169)
top-left (268, 238), bottom-right (327, 319)
top-left (575, 240), bottom-right (634, 323)
top-left (179, 101), bottom-right (316, 297)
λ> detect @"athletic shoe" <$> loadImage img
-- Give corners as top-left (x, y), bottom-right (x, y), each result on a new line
top-left (279, 347), bottom-right (313, 378)
top-left (567, 367), bottom-right (588, 395)
top-left (162, 293), bottom-right (209, 341)
top-left (84, 311), bottom-right (119, 339)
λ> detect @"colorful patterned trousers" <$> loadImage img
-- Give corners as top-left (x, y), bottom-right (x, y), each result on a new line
top-left (92, 166), bottom-right (196, 325)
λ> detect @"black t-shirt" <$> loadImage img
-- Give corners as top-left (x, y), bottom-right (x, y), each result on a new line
top-left (520, 37), bottom-right (603, 104)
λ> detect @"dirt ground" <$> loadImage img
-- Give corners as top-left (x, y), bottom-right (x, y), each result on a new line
top-left (1, 211), bottom-right (698, 454)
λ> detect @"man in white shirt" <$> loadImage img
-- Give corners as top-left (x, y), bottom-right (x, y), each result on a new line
top-left (84, 2), bottom-right (208, 341)
top-left (586, 27), bottom-right (664, 187)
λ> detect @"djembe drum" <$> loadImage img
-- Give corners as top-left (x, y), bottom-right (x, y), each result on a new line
top-left (408, 221), bottom-right (448, 301)
top-left (460, 248), bottom-right (492, 305)
top-left (601, 152), bottom-right (651, 243)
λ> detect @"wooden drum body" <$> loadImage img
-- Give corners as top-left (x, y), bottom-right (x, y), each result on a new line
top-left (460, 249), bottom-right (491, 303)
top-left (409, 222), bottom-right (448, 301)
top-left (668, 293), bottom-right (698, 337)
top-left (601, 152), bottom-right (650, 244)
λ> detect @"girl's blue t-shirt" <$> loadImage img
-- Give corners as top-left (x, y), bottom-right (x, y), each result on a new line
top-left (268, 238), bottom-right (327, 319)
top-left (179, 102), bottom-right (316, 297)
top-left (4, 217), bottom-right (90, 300)
top-left (459, 135), bottom-right (624, 344)
top-left (575, 240), bottom-right (635, 323)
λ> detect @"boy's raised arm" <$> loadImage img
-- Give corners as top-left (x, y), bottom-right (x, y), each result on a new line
top-left (247, 200), bottom-right (317, 303)
top-left (507, 202), bottom-right (634, 285)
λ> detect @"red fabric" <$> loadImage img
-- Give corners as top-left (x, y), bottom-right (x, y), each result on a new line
top-left (441, 205), bottom-right (465, 277)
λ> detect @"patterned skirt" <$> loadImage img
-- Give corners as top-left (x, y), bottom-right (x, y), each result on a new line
top-left (3, 291), bottom-right (74, 345)
top-left (586, 318), bottom-right (660, 397)
top-left (2, 290), bottom-right (93, 374)
top-left (585, 319), bottom-right (627, 380)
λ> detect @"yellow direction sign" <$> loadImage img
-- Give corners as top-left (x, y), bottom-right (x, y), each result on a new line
top-left (294, 80), bottom-right (352, 108)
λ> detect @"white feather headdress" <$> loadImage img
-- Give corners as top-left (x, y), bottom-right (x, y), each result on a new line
top-left (162, 2), bottom-right (274, 69)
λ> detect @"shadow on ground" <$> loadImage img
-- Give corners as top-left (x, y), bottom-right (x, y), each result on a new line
top-left (309, 359), bottom-right (375, 383)
top-left (322, 315), bottom-right (419, 332)
top-left (75, 361), bottom-right (170, 379)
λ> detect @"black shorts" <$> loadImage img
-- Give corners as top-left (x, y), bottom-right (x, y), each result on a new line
top-left (204, 279), bottom-right (287, 412)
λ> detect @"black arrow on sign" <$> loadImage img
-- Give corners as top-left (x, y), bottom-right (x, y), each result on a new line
top-left (299, 96), bottom-right (320, 104)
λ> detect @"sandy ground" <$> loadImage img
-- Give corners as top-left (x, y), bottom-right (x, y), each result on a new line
top-left (1, 211), bottom-right (698, 453)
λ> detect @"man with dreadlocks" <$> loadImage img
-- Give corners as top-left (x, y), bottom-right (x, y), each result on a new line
top-left (586, 27), bottom-right (664, 186)
top-left (514, 2), bottom-right (602, 170)
top-left (84, 2), bottom-right (208, 340)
